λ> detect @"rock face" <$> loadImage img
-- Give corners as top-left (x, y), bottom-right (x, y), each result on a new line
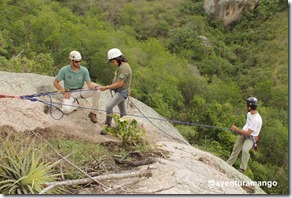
top-left (0, 71), bottom-right (266, 194)
top-left (204, 0), bottom-right (259, 26)
top-left (0, 71), bottom-right (186, 144)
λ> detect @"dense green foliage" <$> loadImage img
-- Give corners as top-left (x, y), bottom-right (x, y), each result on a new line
top-left (0, 0), bottom-right (288, 194)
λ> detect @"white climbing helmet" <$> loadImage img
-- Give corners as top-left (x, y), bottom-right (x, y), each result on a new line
top-left (69, 51), bottom-right (82, 61)
top-left (107, 48), bottom-right (122, 63)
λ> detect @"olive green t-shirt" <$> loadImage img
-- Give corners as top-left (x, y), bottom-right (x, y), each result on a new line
top-left (55, 65), bottom-right (90, 90)
top-left (113, 62), bottom-right (132, 90)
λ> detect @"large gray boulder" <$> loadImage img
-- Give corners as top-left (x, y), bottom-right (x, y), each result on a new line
top-left (0, 71), bottom-right (266, 194)
top-left (204, 0), bottom-right (259, 26)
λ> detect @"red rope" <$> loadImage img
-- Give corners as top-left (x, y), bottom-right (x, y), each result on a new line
top-left (0, 94), bottom-right (20, 99)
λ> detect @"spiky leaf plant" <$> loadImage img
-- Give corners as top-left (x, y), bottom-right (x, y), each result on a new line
top-left (0, 132), bottom-right (62, 194)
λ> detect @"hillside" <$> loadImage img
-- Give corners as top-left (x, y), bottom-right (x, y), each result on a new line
top-left (0, 71), bottom-right (266, 194)
top-left (0, 0), bottom-right (288, 194)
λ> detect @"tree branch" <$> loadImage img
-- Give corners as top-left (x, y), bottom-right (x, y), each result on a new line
top-left (40, 169), bottom-right (152, 194)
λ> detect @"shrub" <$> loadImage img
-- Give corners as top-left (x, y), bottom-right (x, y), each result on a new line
top-left (106, 114), bottom-right (146, 149)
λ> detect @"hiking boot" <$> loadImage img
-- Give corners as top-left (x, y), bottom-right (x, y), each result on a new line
top-left (44, 105), bottom-right (50, 114)
top-left (88, 112), bottom-right (98, 123)
top-left (100, 129), bottom-right (107, 135)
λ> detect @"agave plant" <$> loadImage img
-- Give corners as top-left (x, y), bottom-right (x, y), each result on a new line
top-left (0, 133), bottom-right (62, 194)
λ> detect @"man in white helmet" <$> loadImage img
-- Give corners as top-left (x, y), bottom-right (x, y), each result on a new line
top-left (53, 50), bottom-right (100, 123)
top-left (98, 48), bottom-right (132, 135)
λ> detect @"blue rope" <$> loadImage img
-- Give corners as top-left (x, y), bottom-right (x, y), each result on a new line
top-left (127, 97), bottom-right (189, 145)
top-left (20, 89), bottom-right (233, 132)
top-left (20, 95), bottom-right (39, 102)
top-left (20, 91), bottom-right (59, 99)
top-left (17, 89), bottom-right (241, 146)
top-left (20, 92), bottom-right (64, 120)
top-left (40, 94), bottom-right (64, 120)
top-left (19, 89), bottom-right (96, 120)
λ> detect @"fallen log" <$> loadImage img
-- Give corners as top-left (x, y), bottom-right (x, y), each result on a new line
top-left (40, 169), bottom-right (152, 194)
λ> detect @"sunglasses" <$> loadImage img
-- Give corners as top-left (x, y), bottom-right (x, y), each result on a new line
top-left (74, 60), bottom-right (81, 63)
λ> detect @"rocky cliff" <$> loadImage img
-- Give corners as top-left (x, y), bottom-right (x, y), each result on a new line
top-left (204, 0), bottom-right (259, 26)
top-left (0, 71), bottom-right (266, 194)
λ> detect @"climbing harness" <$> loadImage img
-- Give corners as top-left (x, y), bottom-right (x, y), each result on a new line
top-left (230, 130), bottom-right (258, 150)
top-left (248, 135), bottom-right (258, 150)
top-left (110, 89), bottom-right (128, 99)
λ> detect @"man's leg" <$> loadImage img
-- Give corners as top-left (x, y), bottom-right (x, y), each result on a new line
top-left (78, 85), bottom-right (101, 115)
top-left (240, 138), bottom-right (254, 170)
top-left (91, 91), bottom-right (100, 114)
top-left (226, 135), bottom-right (245, 166)
top-left (61, 97), bottom-right (78, 114)
top-left (76, 86), bottom-right (100, 123)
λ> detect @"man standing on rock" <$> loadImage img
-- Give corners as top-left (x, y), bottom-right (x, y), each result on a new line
top-left (53, 50), bottom-right (100, 123)
top-left (226, 97), bottom-right (263, 173)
